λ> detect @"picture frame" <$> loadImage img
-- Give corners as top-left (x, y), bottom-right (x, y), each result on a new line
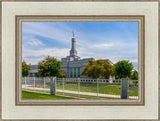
top-left (1, 0), bottom-right (159, 120)
top-left (16, 15), bottom-right (144, 106)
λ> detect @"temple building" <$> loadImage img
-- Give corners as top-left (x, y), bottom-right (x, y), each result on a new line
top-left (28, 31), bottom-right (113, 79)
top-left (28, 65), bottom-right (38, 77)
top-left (61, 31), bottom-right (113, 78)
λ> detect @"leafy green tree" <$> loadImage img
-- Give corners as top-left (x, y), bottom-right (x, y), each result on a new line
top-left (22, 61), bottom-right (31, 77)
top-left (38, 56), bottom-right (62, 77)
top-left (81, 59), bottom-right (114, 79)
top-left (131, 70), bottom-right (138, 80)
top-left (59, 72), bottom-right (66, 78)
top-left (114, 60), bottom-right (133, 78)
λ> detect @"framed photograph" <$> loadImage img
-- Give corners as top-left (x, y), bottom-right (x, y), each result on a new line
top-left (16, 15), bottom-right (144, 106)
top-left (1, 0), bottom-right (159, 120)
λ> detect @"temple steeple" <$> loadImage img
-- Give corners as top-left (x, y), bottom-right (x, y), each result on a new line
top-left (70, 30), bottom-right (77, 57)
top-left (72, 30), bottom-right (75, 37)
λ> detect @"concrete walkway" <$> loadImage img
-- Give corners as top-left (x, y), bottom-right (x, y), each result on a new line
top-left (22, 85), bottom-right (138, 99)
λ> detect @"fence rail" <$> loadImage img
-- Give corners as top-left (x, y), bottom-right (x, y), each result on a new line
top-left (22, 77), bottom-right (138, 99)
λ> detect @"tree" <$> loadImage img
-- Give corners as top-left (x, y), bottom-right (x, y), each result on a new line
top-left (114, 60), bottom-right (133, 79)
top-left (59, 72), bottom-right (66, 78)
top-left (81, 59), bottom-right (114, 79)
top-left (38, 56), bottom-right (62, 77)
top-left (131, 70), bottom-right (138, 80)
top-left (22, 61), bottom-right (31, 77)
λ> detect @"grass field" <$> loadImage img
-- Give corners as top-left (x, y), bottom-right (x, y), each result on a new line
top-left (35, 83), bottom-right (138, 96)
top-left (22, 90), bottom-right (75, 99)
top-left (58, 84), bottom-right (138, 96)
top-left (22, 90), bottom-right (121, 99)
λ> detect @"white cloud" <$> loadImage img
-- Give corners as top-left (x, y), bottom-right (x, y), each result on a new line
top-left (22, 38), bottom-right (138, 65)
top-left (27, 38), bottom-right (44, 46)
top-left (22, 22), bottom-right (72, 45)
top-left (22, 22), bottom-right (138, 67)
top-left (130, 59), bottom-right (138, 63)
top-left (22, 47), bottom-right (70, 64)
top-left (76, 39), bottom-right (138, 63)
top-left (91, 43), bottom-right (113, 48)
top-left (22, 35), bottom-right (45, 48)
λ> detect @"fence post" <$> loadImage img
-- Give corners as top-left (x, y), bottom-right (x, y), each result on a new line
top-left (28, 76), bottom-right (29, 88)
top-left (55, 77), bottom-right (56, 94)
top-left (62, 78), bottom-right (64, 95)
top-left (43, 77), bottom-right (45, 93)
top-left (78, 78), bottom-right (80, 97)
top-left (97, 78), bottom-right (99, 99)
top-left (25, 77), bottom-right (26, 88)
top-left (34, 77), bottom-right (35, 88)
top-left (44, 77), bottom-right (45, 89)
top-left (50, 77), bottom-right (56, 95)
top-left (121, 78), bottom-right (129, 99)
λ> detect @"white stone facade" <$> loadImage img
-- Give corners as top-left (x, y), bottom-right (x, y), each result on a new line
top-left (61, 36), bottom-right (113, 78)
top-left (62, 57), bottom-right (94, 78)
top-left (61, 36), bottom-right (94, 78)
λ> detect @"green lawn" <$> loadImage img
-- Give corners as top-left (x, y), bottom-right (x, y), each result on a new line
top-left (56, 83), bottom-right (138, 96)
top-left (22, 90), bottom-right (120, 99)
top-left (35, 82), bottom-right (138, 96)
top-left (56, 91), bottom-right (121, 99)
top-left (22, 90), bottom-right (75, 99)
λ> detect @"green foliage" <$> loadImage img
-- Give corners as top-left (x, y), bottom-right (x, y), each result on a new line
top-left (114, 60), bottom-right (133, 78)
top-left (22, 61), bottom-right (30, 77)
top-left (34, 73), bottom-right (40, 77)
top-left (81, 59), bottom-right (114, 79)
top-left (131, 70), bottom-right (138, 80)
top-left (38, 56), bottom-right (62, 77)
top-left (59, 72), bottom-right (66, 78)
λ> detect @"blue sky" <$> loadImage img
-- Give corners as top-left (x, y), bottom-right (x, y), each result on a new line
top-left (22, 22), bottom-right (138, 70)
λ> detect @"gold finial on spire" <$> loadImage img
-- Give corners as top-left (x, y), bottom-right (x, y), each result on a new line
top-left (72, 30), bottom-right (74, 37)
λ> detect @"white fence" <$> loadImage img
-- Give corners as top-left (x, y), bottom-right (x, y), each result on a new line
top-left (22, 77), bottom-right (138, 99)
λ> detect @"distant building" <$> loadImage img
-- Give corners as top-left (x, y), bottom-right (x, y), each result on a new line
top-left (28, 65), bottom-right (38, 77)
top-left (28, 31), bottom-right (113, 79)
top-left (61, 31), bottom-right (113, 78)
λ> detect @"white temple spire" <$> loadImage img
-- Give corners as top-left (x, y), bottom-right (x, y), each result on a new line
top-left (70, 31), bottom-right (77, 57)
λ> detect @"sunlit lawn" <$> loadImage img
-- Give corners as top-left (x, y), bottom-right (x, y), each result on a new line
top-left (35, 83), bottom-right (138, 96)
top-left (57, 84), bottom-right (138, 96)
top-left (22, 90), bottom-right (121, 99)
top-left (22, 90), bottom-right (75, 99)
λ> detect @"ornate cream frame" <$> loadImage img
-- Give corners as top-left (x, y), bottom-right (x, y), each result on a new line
top-left (1, 0), bottom-right (159, 120)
